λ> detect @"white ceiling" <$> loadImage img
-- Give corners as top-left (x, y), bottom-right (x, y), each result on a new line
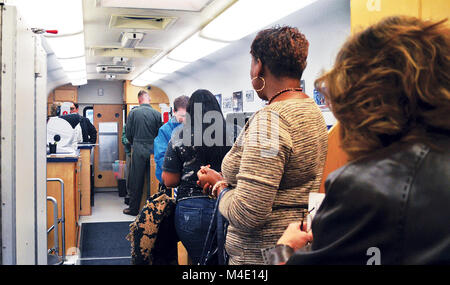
top-left (81, 0), bottom-right (236, 82)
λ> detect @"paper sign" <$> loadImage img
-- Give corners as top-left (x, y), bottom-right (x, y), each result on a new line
top-left (60, 102), bottom-right (72, 116)
top-left (307, 193), bottom-right (325, 231)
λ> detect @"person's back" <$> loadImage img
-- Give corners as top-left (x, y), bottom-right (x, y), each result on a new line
top-left (124, 90), bottom-right (162, 215)
top-left (285, 135), bottom-right (450, 264)
top-left (126, 104), bottom-right (161, 147)
top-left (162, 89), bottom-right (236, 264)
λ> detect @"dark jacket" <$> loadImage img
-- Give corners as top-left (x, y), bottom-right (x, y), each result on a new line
top-left (79, 116), bottom-right (97, 144)
top-left (60, 113), bottom-right (97, 143)
top-left (263, 134), bottom-right (450, 265)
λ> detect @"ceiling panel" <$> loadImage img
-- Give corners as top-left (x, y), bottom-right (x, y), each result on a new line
top-left (82, 0), bottom-right (237, 82)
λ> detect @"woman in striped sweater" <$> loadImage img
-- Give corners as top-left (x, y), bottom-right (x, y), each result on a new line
top-left (197, 26), bottom-right (328, 265)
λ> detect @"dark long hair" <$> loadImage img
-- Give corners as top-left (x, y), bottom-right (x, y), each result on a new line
top-left (183, 89), bottom-right (231, 171)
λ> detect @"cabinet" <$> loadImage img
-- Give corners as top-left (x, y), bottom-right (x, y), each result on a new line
top-left (47, 156), bottom-right (81, 256)
top-left (54, 89), bottom-right (77, 102)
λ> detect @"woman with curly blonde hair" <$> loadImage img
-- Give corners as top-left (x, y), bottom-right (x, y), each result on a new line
top-left (263, 16), bottom-right (450, 265)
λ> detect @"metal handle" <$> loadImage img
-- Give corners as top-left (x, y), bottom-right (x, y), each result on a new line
top-left (46, 196), bottom-right (59, 256)
top-left (47, 178), bottom-right (65, 261)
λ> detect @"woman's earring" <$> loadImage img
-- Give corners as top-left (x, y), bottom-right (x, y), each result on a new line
top-left (251, 76), bottom-right (265, 92)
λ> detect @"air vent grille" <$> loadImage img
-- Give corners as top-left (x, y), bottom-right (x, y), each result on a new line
top-left (109, 14), bottom-right (176, 30)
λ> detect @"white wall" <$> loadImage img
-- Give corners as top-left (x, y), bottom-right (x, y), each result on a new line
top-left (77, 79), bottom-right (124, 104)
top-left (153, 0), bottom-right (350, 126)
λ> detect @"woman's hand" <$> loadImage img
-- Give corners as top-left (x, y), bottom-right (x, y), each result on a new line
top-left (197, 165), bottom-right (224, 195)
top-left (277, 222), bottom-right (313, 251)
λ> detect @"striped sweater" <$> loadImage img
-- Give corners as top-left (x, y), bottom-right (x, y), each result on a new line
top-left (219, 98), bottom-right (328, 265)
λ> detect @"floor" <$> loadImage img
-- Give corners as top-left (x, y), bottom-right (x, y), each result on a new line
top-left (79, 190), bottom-right (135, 224)
top-left (64, 190), bottom-right (135, 265)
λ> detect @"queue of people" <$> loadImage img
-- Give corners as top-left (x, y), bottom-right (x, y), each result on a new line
top-left (123, 16), bottom-right (450, 265)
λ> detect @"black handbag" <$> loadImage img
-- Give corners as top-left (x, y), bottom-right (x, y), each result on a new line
top-left (199, 188), bottom-right (230, 265)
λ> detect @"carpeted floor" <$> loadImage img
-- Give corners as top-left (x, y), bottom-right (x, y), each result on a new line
top-left (79, 221), bottom-right (132, 265)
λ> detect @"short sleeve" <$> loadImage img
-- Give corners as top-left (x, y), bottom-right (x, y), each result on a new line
top-left (162, 139), bottom-right (183, 173)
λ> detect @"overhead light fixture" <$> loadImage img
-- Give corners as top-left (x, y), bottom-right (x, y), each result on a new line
top-left (58, 56), bottom-right (87, 72)
top-left (97, 0), bottom-right (212, 12)
top-left (9, 0), bottom-right (84, 36)
top-left (45, 33), bottom-right (86, 59)
top-left (201, 0), bottom-right (318, 42)
top-left (132, 70), bottom-right (166, 86)
top-left (120, 32), bottom-right (144, 48)
top-left (66, 70), bottom-right (87, 80)
top-left (167, 32), bottom-right (229, 63)
top-left (71, 78), bottom-right (88, 86)
top-left (150, 56), bottom-right (189, 74)
top-left (10, 0), bottom-right (88, 86)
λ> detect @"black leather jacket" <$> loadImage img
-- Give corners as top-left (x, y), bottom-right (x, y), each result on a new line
top-left (263, 134), bottom-right (450, 265)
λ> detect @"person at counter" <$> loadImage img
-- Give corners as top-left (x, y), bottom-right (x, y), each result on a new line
top-left (154, 95), bottom-right (189, 195)
top-left (70, 103), bottom-right (97, 144)
top-left (263, 16), bottom-right (450, 265)
top-left (123, 90), bottom-right (163, 216)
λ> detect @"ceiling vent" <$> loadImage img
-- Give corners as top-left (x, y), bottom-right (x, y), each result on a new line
top-left (109, 15), bottom-right (176, 31)
top-left (120, 32), bottom-right (144, 48)
top-left (96, 64), bottom-right (133, 74)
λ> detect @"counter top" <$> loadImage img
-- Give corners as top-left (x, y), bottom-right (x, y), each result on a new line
top-left (47, 154), bottom-right (79, 163)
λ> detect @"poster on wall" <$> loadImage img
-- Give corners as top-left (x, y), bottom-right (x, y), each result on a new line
top-left (215, 94), bottom-right (222, 109)
top-left (245, 90), bottom-right (254, 102)
top-left (232, 91), bottom-right (243, 112)
top-left (222, 97), bottom-right (233, 113)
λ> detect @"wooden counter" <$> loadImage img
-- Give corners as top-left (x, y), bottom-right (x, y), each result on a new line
top-left (78, 145), bottom-right (93, 216)
top-left (47, 155), bottom-right (81, 256)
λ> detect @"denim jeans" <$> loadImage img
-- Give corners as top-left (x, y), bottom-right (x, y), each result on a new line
top-left (175, 197), bottom-right (216, 265)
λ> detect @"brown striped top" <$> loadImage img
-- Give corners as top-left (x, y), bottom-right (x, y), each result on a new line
top-left (219, 98), bottom-right (328, 265)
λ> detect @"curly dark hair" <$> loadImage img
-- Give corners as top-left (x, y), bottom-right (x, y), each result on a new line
top-left (250, 26), bottom-right (309, 79)
top-left (315, 16), bottom-right (450, 160)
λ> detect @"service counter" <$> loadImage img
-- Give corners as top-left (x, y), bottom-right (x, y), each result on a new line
top-left (46, 154), bottom-right (80, 256)
top-left (78, 145), bottom-right (94, 216)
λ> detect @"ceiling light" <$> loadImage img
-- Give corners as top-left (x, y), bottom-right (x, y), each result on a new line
top-left (66, 70), bottom-right (87, 81)
top-left (58, 56), bottom-right (87, 72)
top-left (130, 79), bottom-right (149, 87)
top-left (45, 33), bottom-right (86, 59)
top-left (150, 56), bottom-right (189, 74)
top-left (98, 0), bottom-right (212, 12)
top-left (71, 78), bottom-right (87, 86)
top-left (9, 0), bottom-right (84, 36)
top-left (201, 0), bottom-right (318, 42)
top-left (168, 32), bottom-right (229, 63)
top-left (132, 70), bottom-right (166, 86)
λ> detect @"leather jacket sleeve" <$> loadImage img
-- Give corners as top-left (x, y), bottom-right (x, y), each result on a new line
top-left (264, 139), bottom-right (450, 265)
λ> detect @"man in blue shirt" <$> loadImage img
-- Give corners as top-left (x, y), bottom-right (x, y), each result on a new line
top-left (154, 95), bottom-right (189, 195)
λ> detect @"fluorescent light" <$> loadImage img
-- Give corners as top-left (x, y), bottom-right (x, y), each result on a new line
top-left (132, 70), bottom-right (166, 86)
top-left (71, 78), bottom-right (87, 86)
top-left (201, 0), bottom-right (318, 42)
top-left (138, 70), bottom-right (167, 82)
top-left (168, 32), bottom-right (229, 63)
top-left (45, 33), bottom-right (86, 59)
top-left (130, 79), bottom-right (149, 87)
top-left (58, 56), bottom-right (86, 72)
top-left (98, 0), bottom-right (211, 12)
top-left (150, 56), bottom-right (189, 74)
top-left (9, 0), bottom-right (83, 36)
